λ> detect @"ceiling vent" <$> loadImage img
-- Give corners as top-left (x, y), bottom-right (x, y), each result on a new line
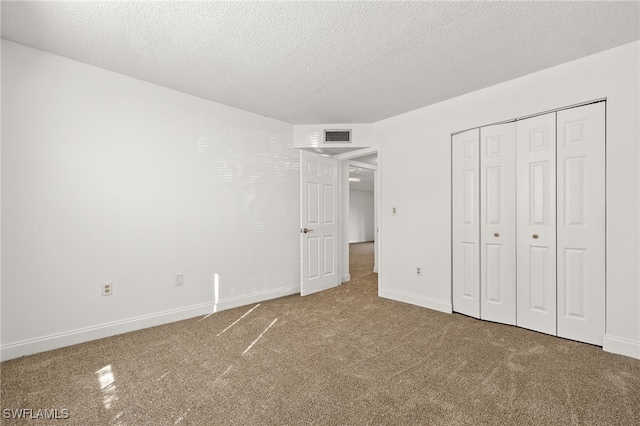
top-left (324, 129), bottom-right (351, 143)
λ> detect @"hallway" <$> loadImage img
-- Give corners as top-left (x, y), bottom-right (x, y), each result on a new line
top-left (349, 241), bottom-right (376, 282)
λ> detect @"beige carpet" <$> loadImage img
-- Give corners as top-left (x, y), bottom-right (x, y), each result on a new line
top-left (1, 242), bottom-right (639, 425)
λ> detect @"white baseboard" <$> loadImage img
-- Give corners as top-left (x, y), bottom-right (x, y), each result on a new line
top-left (1, 285), bottom-right (301, 362)
top-left (378, 288), bottom-right (452, 314)
top-left (603, 334), bottom-right (640, 360)
top-left (341, 274), bottom-right (351, 283)
top-left (1, 302), bottom-right (214, 362)
top-left (214, 285), bottom-right (299, 312)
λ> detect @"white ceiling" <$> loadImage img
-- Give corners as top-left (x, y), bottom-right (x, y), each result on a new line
top-left (2, 1), bottom-right (639, 125)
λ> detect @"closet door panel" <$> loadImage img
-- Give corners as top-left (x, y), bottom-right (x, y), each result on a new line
top-left (557, 103), bottom-right (605, 345)
top-left (516, 113), bottom-right (557, 335)
top-left (480, 123), bottom-right (516, 324)
top-left (453, 129), bottom-right (480, 318)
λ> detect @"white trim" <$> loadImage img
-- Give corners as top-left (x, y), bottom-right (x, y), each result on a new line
top-left (215, 285), bottom-right (299, 312)
top-left (348, 160), bottom-right (377, 171)
top-left (379, 288), bottom-right (452, 314)
top-left (1, 302), bottom-right (214, 361)
top-left (1, 285), bottom-right (302, 361)
top-left (603, 334), bottom-right (640, 360)
top-left (375, 148), bottom-right (381, 280)
top-left (341, 274), bottom-right (351, 283)
top-left (334, 147), bottom-right (378, 161)
top-left (451, 98), bottom-right (607, 136)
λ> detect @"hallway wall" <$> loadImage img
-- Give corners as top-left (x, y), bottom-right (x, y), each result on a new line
top-left (349, 189), bottom-right (375, 243)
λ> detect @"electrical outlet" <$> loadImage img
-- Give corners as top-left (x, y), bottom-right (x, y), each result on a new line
top-left (102, 282), bottom-right (113, 296)
top-left (175, 273), bottom-right (184, 286)
top-left (416, 267), bottom-right (422, 276)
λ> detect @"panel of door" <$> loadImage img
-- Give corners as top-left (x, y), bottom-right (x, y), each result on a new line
top-left (452, 129), bottom-right (480, 318)
top-left (516, 112), bottom-right (557, 335)
top-left (300, 150), bottom-right (340, 296)
top-left (556, 102), bottom-right (605, 345)
top-left (480, 122), bottom-right (517, 325)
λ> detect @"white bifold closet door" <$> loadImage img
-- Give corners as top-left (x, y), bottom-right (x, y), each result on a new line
top-left (452, 129), bottom-right (480, 319)
top-left (452, 102), bottom-right (605, 346)
top-left (556, 102), bottom-right (605, 346)
top-left (480, 123), bottom-right (516, 324)
top-left (516, 112), bottom-right (557, 335)
top-left (454, 123), bottom-right (517, 323)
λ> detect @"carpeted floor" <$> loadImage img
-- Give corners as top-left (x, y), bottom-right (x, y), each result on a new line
top-left (1, 242), bottom-right (639, 425)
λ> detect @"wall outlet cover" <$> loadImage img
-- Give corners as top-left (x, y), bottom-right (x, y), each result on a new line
top-left (102, 282), bottom-right (113, 296)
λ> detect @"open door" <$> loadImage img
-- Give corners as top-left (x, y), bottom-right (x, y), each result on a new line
top-left (300, 150), bottom-right (340, 296)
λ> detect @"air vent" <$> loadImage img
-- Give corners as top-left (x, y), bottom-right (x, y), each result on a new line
top-left (324, 129), bottom-right (351, 143)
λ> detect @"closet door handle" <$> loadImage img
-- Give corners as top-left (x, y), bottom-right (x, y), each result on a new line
top-left (494, 233), bottom-right (500, 237)
top-left (532, 234), bottom-right (539, 239)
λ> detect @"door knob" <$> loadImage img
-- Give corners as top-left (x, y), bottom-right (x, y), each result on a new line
top-left (532, 234), bottom-right (539, 239)
top-left (494, 233), bottom-right (500, 237)
top-left (303, 228), bottom-right (314, 234)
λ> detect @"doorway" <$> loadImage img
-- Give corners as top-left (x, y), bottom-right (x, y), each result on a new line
top-left (349, 242), bottom-right (375, 281)
top-left (335, 148), bottom-right (379, 287)
top-left (298, 146), bottom-right (380, 296)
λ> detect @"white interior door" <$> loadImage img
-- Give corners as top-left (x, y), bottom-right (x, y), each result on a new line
top-left (452, 129), bottom-right (480, 318)
top-left (516, 112), bottom-right (557, 335)
top-left (480, 122), bottom-right (516, 325)
top-left (300, 150), bottom-right (340, 296)
top-left (556, 103), bottom-right (605, 345)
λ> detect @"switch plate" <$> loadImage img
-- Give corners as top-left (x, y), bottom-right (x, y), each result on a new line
top-left (175, 273), bottom-right (184, 286)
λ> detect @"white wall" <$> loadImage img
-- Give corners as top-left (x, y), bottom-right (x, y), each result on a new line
top-left (349, 189), bottom-right (375, 243)
top-left (1, 41), bottom-right (300, 360)
top-left (375, 41), bottom-right (640, 359)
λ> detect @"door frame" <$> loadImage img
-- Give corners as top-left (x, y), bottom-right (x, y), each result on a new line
top-left (297, 146), bottom-right (381, 295)
top-left (333, 147), bottom-right (380, 288)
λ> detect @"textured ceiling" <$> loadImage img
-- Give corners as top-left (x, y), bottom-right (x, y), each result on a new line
top-left (2, 1), bottom-right (639, 124)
